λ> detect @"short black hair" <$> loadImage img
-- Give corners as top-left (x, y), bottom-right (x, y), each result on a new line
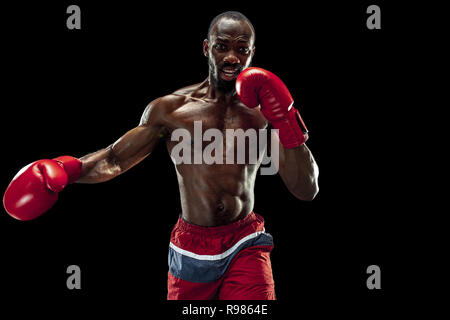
top-left (207, 11), bottom-right (255, 42)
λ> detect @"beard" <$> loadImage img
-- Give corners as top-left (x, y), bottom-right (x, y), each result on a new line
top-left (208, 59), bottom-right (244, 96)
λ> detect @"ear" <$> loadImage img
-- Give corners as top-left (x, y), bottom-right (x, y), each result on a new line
top-left (203, 39), bottom-right (209, 57)
top-left (251, 46), bottom-right (256, 59)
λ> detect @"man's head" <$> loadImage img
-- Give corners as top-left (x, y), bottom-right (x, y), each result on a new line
top-left (203, 11), bottom-right (255, 95)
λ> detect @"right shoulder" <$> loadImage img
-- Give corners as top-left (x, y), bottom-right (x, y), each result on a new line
top-left (139, 81), bottom-right (208, 125)
top-left (139, 93), bottom-right (186, 126)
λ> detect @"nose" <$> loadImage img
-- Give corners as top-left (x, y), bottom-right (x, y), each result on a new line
top-left (223, 52), bottom-right (240, 65)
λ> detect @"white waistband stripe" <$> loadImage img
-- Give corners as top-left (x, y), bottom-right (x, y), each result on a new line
top-left (169, 229), bottom-right (266, 261)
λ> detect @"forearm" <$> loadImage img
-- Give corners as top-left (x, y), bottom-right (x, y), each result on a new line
top-left (279, 144), bottom-right (319, 201)
top-left (76, 145), bottom-right (122, 184)
top-left (75, 124), bottom-right (159, 184)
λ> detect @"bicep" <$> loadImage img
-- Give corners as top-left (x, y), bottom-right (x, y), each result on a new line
top-left (111, 125), bottom-right (161, 167)
top-left (111, 99), bottom-right (166, 171)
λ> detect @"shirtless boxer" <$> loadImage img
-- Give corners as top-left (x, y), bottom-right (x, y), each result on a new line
top-left (3, 11), bottom-right (319, 300)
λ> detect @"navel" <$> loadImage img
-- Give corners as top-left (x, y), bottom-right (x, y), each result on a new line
top-left (217, 202), bottom-right (225, 211)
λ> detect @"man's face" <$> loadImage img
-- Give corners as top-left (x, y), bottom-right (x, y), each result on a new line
top-left (204, 18), bottom-right (255, 94)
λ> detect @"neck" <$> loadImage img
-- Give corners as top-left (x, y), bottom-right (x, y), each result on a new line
top-left (206, 75), bottom-right (238, 104)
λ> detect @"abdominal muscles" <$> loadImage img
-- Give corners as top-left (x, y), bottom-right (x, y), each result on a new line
top-left (176, 163), bottom-right (258, 226)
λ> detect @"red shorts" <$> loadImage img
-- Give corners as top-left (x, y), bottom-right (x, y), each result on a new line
top-left (167, 212), bottom-right (275, 300)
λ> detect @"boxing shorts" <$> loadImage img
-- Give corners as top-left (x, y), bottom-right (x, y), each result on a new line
top-left (167, 212), bottom-right (275, 300)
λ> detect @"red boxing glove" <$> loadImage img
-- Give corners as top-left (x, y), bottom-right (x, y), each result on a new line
top-left (3, 156), bottom-right (82, 221)
top-left (236, 67), bottom-right (308, 148)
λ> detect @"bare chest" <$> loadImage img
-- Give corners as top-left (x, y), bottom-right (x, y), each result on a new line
top-left (164, 100), bottom-right (268, 164)
top-left (168, 100), bottom-right (267, 133)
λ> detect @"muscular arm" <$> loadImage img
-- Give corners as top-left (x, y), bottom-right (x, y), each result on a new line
top-left (76, 98), bottom-right (167, 184)
top-left (278, 141), bottom-right (319, 201)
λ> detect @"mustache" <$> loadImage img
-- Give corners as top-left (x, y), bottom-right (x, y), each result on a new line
top-left (218, 62), bottom-right (243, 72)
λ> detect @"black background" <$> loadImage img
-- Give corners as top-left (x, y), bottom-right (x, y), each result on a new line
top-left (0, 0), bottom-right (441, 317)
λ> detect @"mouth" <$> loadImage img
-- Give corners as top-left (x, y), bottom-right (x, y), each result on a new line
top-left (219, 67), bottom-right (239, 81)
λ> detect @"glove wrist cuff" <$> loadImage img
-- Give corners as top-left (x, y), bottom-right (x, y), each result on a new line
top-left (271, 107), bottom-right (309, 149)
top-left (53, 156), bottom-right (82, 184)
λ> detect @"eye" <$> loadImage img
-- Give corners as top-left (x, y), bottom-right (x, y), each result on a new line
top-left (214, 43), bottom-right (227, 51)
top-left (239, 47), bottom-right (250, 55)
